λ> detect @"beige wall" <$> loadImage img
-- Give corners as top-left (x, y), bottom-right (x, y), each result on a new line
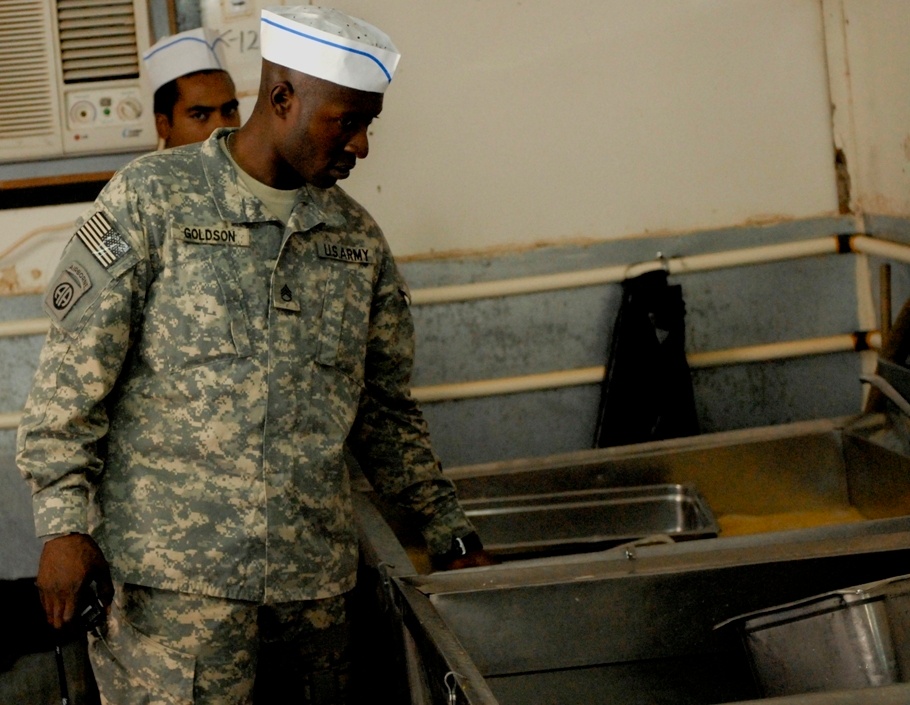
top-left (336, 0), bottom-right (840, 255)
top-left (2, 0), bottom-right (909, 292)
top-left (837, 0), bottom-right (910, 216)
top-left (0, 203), bottom-right (86, 296)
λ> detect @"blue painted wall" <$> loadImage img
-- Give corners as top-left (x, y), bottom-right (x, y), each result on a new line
top-left (406, 215), bottom-right (909, 466)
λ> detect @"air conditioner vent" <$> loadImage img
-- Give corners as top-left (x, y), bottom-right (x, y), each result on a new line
top-left (0, 1), bottom-right (57, 138)
top-left (1, 0), bottom-right (158, 162)
top-left (56, 0), bottom-right (140, 83)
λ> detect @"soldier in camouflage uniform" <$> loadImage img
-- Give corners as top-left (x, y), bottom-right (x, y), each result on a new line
top-left (18, 7), bottom-right (491, 704)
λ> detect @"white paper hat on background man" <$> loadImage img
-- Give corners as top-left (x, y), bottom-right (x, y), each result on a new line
top-left (143, 27), bottom-right (231, 94)
top-left (260, 6), bottom-right (401, 94)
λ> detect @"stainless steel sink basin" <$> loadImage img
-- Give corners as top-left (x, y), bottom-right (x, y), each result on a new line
top-left (445, 413), bottom-right (910, 542)
top-left (353, 412), bottom-right (910, 705)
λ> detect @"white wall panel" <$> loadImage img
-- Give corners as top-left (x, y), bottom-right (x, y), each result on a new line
top-left (841, 0), bottom-right (910, 216)
top-left (335, 0), bottom-right (839, 255)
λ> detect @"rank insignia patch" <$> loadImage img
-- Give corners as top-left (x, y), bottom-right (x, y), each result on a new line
top-left (76, 212), bottom-right (130, 268)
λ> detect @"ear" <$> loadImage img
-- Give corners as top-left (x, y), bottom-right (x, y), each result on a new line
top-left (154, 112), bottom-right (171, 142)
top-left (270, 81), bottom-right (294, 118)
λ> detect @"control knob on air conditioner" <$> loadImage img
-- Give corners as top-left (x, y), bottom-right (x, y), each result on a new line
top-left (117, 97), bottom-right (143, 121)
top-left (70, 100), bottom-right (96, 125)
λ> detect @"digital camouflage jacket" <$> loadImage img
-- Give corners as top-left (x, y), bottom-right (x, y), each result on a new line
top-left (17, 128), bottom-right (473, 602)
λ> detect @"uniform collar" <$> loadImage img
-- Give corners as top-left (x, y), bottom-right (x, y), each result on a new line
top-left (201, 128), bottom-right (345, 231)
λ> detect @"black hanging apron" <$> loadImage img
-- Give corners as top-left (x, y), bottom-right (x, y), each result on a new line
top-left (594, 269), bottom-right (699, 447)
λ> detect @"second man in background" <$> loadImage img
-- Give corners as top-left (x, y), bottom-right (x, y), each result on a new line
top-left (143, 27), bottom-right (241, 149)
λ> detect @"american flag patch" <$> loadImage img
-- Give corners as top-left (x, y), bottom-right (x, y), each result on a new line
top-left (76, 212), bottom-right (130, 268)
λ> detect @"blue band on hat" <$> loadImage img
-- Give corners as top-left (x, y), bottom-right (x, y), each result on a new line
top-left (144, 35), bottom-right (226, 69)
top-left (261, 16), bottom-right (393, 83)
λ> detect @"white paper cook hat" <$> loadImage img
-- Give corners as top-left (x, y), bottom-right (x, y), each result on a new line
top-left (143, 27), bottom-right (230, 94)
top-left (260, 6), bottom-right (400, 94)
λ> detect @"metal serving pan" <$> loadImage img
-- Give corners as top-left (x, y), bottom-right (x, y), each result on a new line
top-left (459, 483), bottom-right (718, 557)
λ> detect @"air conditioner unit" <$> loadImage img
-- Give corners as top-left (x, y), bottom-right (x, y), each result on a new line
top-left (0, 0), bottom-right (157, 164)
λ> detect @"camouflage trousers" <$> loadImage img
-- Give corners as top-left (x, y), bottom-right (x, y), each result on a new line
top-left (88, 583), bottom-right (352, 705)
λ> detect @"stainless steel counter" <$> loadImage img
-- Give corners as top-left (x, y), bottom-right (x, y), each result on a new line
top-left (354, 413), bottom-right (910, 704)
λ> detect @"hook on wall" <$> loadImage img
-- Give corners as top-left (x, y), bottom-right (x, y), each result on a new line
top-left (623, 251), bottom-right (674, 280)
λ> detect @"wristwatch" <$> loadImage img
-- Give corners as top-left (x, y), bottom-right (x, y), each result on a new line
top-left (431, 531), bottom-right (484, 569)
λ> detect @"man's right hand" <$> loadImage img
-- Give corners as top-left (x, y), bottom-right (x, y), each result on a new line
top-left (36, 533), bottom-right (113, 630)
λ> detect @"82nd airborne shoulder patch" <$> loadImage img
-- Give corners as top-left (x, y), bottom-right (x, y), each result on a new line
top-left (45, 263), bottom-right (92, 322)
